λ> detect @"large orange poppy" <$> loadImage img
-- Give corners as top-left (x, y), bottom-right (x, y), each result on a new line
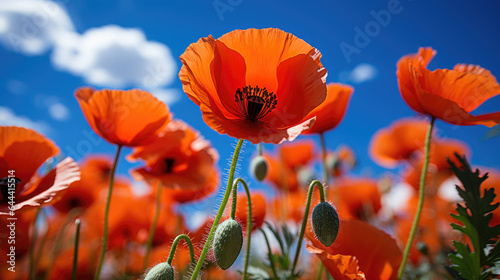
top-left (369, 118), bottom-right (431, 168)
top-left (235, 192), bottom-right (266, 231)
top-left (179, 28), bottom-right (328, 144)
top-left (75, 87), bottom-right (171, 147)
top-left (397, 47), bottom-right (500, 127)
top-left (306, 219), bottom-right (402, 280)
top-left (129, 120), bottom-right (219, 201)
top-left (331, 177), bottom-right (382, 220)
top-left (302, 83), bottom-right (353, 135)
top-left (0, 126), bottom-right (80, 214)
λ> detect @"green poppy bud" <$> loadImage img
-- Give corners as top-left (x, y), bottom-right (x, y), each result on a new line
top-left (144, 262), bottom-right (174, 280)
top-left (250, 155), bottom-right (268, 181)
top-left (213, 218), bottom-right (243, 270)
top-left (311, 202), bottom-right (339, 247)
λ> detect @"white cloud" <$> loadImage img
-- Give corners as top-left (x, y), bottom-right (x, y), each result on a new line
top-left (0, 106), bottom-right (50, 133)
top-left (51, 25), bottom-right (177, 89)
top-left (339, 63), bottom-right (378, 84)
top-left (150, 88), bottom-right (181, 106)
top-left (48, 102), bottom-right (69, 121)
top-left (0, 0), bottom-right (74, 55)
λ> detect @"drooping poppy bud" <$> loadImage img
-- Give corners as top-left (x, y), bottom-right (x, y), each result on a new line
top-left (213, 218), bottom-right (243, 270)
top-left (144, 262), bottom-right (174, 280)
top-left (311, 202), bottom-right (339, 247)
top-left (250, 155), bottom-right (268, 181)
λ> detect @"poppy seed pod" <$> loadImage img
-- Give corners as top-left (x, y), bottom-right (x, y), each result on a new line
top-left (311, 202), bottom-right (339, 247)
top-left (213, 218), bottom-right (243, 270)
top-left (251, 155), bottom-right (268, 181)
top-left (144, 262), bottom-right (174, 280)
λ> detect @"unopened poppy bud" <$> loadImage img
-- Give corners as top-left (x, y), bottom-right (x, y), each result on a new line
top-left (213, 218), bottom-right (243, 270)
top-left (144, 262), bottom-right (174, 280)
top-left (250, 155), bottom-right (268, 181)
top-left (311, 202), bottom-right (339, 247)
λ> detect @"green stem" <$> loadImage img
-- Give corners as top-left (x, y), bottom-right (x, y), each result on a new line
top-left (190, 139), bottom-right (244, 280)
top-left (28, 207), bottom-right (41, 280)
top-left (397, 117), bottom-right (435, 279)
top-left (72, 219), bottom-right (81, 280)
top-left (167, 234), bottom-right (195, 265)
top-left (319, 132), bottom-right (330, 185)
top-left (259, 228), bottom-right (278, 279)
top-left (257, 143), bottom-right (263, 156)
top-left (291, 180), bottom-right (326, 275)
top-left (95, 144), bottom-right (122, 280)
top-left (143, 181), bottom-right (164, 270)
top-left (231, 178), bottom-right (252, 280)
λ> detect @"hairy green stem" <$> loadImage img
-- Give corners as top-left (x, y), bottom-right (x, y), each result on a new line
top-left (143, 181), bottom-right (164, 270)
top-left (397, 117), bottom-right (435, 279)
top-left (72, 219), bottom-right (81, 280)
top-left (167, 234), bottom-right (195, 265)
top-left (95, 144), bottom-right (122, 280)
top-left (319, 132), bottom-right (330, 185)
top-left (259, 228), bottom-right (278, 279)
top-left (230, 178), bottom-right (252, 280)
top-left (190, 139), bottom-right (244, 279)
top-left (291, 180), bottom-right (326, 275)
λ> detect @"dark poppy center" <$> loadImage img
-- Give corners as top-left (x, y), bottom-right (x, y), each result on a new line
top-left (68, 197), bottom-right (82, 209)
top-left (164, 158), bottom-right (175, 173)
top-left (0, 177), bottom-right (20, 202)
top-left (235, 85), bottom-right (277, 122)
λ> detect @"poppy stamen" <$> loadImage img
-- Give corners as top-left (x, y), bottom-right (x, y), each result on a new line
top-left (234, 85), bottom-right (277, 122)
top-left (164, 158), bottom-right (175, 173)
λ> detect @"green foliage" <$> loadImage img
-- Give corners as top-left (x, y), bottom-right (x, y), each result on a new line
top-left (246, 222), bottom-right (301, 280)
top-left (448, 153), bottom-right (500, 279)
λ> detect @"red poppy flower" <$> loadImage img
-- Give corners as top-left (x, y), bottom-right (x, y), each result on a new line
top-left (129, 120), bottom-right (219, 202)
top-left (331, 178), bottom-right (382, 220)
top-left (0, 126), bottom-right (80, 214)
top-left (328, 145), bottom-right (357, 177)
top-left (302, 83), bottom-right (353, 135)
top-left (306, 219), bottom-right (402, 280)
top-left (369, 118), bottom-right (431, 168)
top-left (397, 47), bottom-right (500, 127)
top-left (179, 28), bottom-right (328, 144)
top-left (235, 192), bottom-right (266, 231)
top-left (75, 87), bottom-right (171, 147)
top-left (265, 140), bottom-right (315, 192)
top-left (52, 156), bottom-right (112, 213)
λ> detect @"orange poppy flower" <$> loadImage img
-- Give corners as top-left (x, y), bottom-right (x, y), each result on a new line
top-left (306, 219), bottom-right (402, 280)
top-left (52, 156), bottom-right (112, 213)
top-left (328, 145), bottom-right (357, 177)
top-left (302, 83), bottom-right (353, 135)
top-left (397, 47), bottom-right (500, 127)
top-left (331, 178), bottom-right (382, 220)
top-left (0, 126), bottom-right (80, 214)
top-left (129, 121), bottom-right (219, 202)
top-left (369, 118), bottom-right (431, 168)
top-left (265, 140), bottom-right (315, 192)
top-left (179, 28), bottom-right (328, 144)
top-left (235, 192), bottom-right (266, 231)
top-left (75, 87), bottom-right (171, 147)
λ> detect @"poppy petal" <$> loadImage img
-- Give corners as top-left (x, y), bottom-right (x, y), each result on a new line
top-left (261, 53), bottom-right (326, 129)
top-left (1, 157), bottom-right (80, 214)
top-left (0, 127), bottom-right (59, 189)
top-left (306, 244), bottom-right (366, 280)
top-left (302, 83), bottom-right (354, 134)
top-left (218, 28), bottom-right (321, 94)
top-left (211, 40), bottom-right (247, 118)
top-left (397, 47), bottom-right (437, 114)
top-left (75, 88), bottom-right (171, 146)
top-left (418, 91), bottom-right (500, 127)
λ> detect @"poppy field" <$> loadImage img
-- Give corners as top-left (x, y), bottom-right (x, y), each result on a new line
top-left (1, 2), bottom-right (500, 280)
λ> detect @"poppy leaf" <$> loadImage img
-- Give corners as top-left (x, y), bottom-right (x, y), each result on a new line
top-left (448, 153), bottom-right (500, 278)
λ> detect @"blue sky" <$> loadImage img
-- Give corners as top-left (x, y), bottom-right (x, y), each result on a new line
top-left (1, 0), bottom-right (500, 200)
